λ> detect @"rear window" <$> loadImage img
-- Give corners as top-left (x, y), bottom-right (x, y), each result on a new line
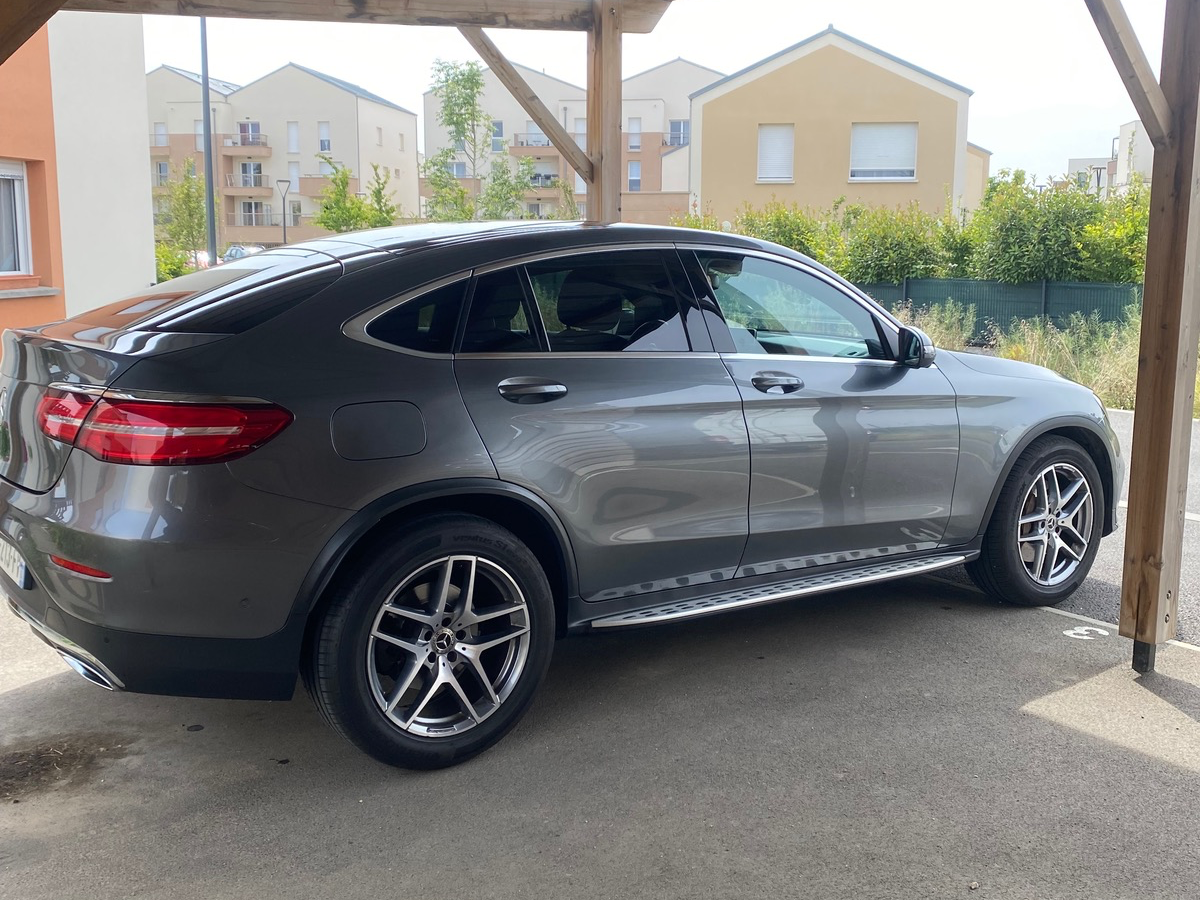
top-left (67, 251), bottom-right (340, 334)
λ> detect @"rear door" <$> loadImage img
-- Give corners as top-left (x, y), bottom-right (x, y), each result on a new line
top-left (454, 247), bottom-right (750, 603)
top-left (680, 247), bottom-right (961, 575)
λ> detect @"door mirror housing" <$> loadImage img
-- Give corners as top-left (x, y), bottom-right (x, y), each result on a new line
top-left (898, 326), bottom-right (937, 368)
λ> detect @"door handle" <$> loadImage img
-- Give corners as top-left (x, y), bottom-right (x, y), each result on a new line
top-left (751, 372), bottom-right (804, 394)
top-left (497, 377), bottom-right (568, 404)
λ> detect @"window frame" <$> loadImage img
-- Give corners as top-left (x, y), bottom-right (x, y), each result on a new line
top-left (627, 160), bottom-right (642, 192)
top-left (676, 244), bottom-right (902, 363)
top-left (491, 120), bottom-right (504, 153)
top-left (0, 159), bottom-right (32, 275)
top-left (344, 245), bottom-right (715, 360)
top-left (756, 123), bottom-right (795, 184)
top-left (342, 273), bottom-right (472, 359)
top-left (849, 122), bottom-right (918, 182)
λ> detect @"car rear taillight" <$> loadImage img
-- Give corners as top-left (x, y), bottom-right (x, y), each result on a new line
top-left (39, 391), bottom-right (292, 466)
top-left (37, 391), bottom-right (97, 443)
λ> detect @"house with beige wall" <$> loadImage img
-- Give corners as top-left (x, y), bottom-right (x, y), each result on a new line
top-left (423, 58), bottom-right (720, 222)
top-left (2, 11), bottom-right (154, 331)
top-left (689, 27), bottom-right (990, 222)
top-left (148, 62), bottom-right (419, 249)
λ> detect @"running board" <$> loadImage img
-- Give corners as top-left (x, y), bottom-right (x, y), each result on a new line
top-left (589, 554), bottom-right (969, 629)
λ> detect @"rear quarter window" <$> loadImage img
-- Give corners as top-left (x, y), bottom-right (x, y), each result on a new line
top-left (363, 280), bottom-right (467, 354)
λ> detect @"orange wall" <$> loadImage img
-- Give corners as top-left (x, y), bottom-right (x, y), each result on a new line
top-left (0, 26), bottom-right (66, 330)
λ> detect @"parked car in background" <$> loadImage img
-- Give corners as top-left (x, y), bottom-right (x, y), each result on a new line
top-left (1, 222), bottom-right (1122, 769)
top-left (222, 244), bottom-right (266, 262)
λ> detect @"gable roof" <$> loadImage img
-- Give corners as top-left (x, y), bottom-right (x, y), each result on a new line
top-left (691, 26), bottom-right (972, 100)
top-left (284, 63), bottom-right (414, 114)
top-left (423, 60), bottom-right (586, 96)
top-left (623, 57), bottom-right (725, 83)
top-left (153, 64), bottom-right (241, 96)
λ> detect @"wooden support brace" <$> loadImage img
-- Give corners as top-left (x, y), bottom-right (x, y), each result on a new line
top-left (1116, 0), bottom-right (1200, 668)
top-left (1083, 0), bottom-right (1173, 150)
top-left (458, 25), bottom-right (594, 184)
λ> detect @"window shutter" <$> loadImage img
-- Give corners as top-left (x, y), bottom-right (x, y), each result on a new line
top-left (757, 124), bottom-right (794, 182)
top-left (850, 123), bottom-right (917, 179)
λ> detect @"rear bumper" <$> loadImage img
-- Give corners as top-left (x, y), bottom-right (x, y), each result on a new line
top-left (6, 592), bottom-right (299, 700)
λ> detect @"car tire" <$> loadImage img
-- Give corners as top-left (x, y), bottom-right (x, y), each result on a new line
top-left (966, 436), bottom-right (1104, 607)
top-left (304, 513), bottom-right (555, 769)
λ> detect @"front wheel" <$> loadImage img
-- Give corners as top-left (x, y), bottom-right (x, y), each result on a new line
top-left (304, 514), bottom-right (555, 769)
top-left (967, 436), bottom-right (1104, 606)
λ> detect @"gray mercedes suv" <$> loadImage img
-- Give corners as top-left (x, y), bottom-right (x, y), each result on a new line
top-left (1, 222), bottom-right (1122, 768)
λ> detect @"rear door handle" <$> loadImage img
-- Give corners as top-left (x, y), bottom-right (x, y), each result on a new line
top-left (497, 377), bottom-right (568, 404)
top-left (751, 372), bottom-right (804, 394)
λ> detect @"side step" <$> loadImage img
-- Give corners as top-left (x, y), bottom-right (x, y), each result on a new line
top-left (589, 554), bottom-right (969, 629)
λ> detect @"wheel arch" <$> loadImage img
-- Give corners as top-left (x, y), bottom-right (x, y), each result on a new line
top-left (978, 417), bottom-right (1118, 538)
top-left (297, 480), bottom-right (579, 651)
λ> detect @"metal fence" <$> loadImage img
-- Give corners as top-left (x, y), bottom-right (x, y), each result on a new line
top-left (855, 278), bottom-right (1144, 341)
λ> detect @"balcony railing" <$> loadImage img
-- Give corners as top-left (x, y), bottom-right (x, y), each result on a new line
top-left (225, 173), bottom-right (267, 187)
top-left (222, 132), bottom-right (269, 148)
top-left (152, 174), bottom-right (169, 188)
top-left (226, 212), bottom-right (308, 227)
top-left (512, 132), bottom-right (553, 148)
top-left (664, 133), bottom-right (690, 147)
top-left (529, 174), bottom-right (559, 188)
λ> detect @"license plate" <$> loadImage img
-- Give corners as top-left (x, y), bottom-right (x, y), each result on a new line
top-left (0, 538), bottom-right (27, 588)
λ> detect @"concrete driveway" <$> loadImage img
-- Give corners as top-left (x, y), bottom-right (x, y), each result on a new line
top-left (3, 575), bottom-right (1199, 900)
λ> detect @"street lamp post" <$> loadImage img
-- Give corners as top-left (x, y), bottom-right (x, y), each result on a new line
top-left (276, 179), bottom-right (292, 245)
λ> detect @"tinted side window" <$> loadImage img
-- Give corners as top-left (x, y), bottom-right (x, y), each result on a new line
top-left (460, 268), bottom-right (540, 353)
top-left (696, 252), bottom-right (886, 359)
top-left (525, 250), bottom-right (691, 353)
top-left (365, 280), bottom-right (466, 354)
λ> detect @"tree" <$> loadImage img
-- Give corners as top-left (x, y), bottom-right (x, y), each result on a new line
top-left (430, 59), bottom-right (491, 182)
top-left (422, 149), bottom-right (474, 222)
top-left (366, 163), bottom-right (399, 227)
top-left (555, 179), bottom-right (582, 220)
top-left (163, 158), bottom-right (207, 266)
top-left (312, 154), bottom-right (372, 233)
top-left (478, 156), bottom-right (536, 220)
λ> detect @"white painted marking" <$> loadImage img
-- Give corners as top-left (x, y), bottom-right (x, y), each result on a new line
top-left (1038, 606), bottom-right (1118, 629)
top-left (1117, 500), bottom-right (1200, 523)
top-left (1062, 625), bottom-right (1110, 640)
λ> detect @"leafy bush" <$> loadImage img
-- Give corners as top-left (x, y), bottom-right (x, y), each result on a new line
top-left (890, 299), bottom-right (978, 351)
top-left (843, 204), bottom-right (943, 283)
top-left (154, 242), bottom-right (191, 282)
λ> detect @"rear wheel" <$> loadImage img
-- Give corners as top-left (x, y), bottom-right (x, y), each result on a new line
top-left (304, 514), bottom-right (555, 768)
top-left (967, 436), bottom-right (1103, 606)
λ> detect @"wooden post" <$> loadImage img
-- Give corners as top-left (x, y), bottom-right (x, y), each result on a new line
top-left (0, 0), bottom-right (66, 67)
top-left (1115, 0), bottom-right (1200, 671)
top-left (586, 0), bottom-right (622, 223)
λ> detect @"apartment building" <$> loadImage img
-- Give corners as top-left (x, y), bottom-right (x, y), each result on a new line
top-left (689, 27), bottom-right (991, 221)
top-left (422, 58), bottom-right (721, 223)
top-left (1, 11), bottom-right (155, 330)
top-left (148, 62), bottom-right (419, 248)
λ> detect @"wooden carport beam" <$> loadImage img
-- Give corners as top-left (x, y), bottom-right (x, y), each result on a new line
top-left (458, 25), bottom-right (595, 185)
top-left (0, 0), bottom-right (68, 72)
top-left (1084, 0), bottom-right (1172, 149)
top-left (1102, 0), bottom-right (1200, 671)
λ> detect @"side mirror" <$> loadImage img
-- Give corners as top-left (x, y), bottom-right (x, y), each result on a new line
top-left (898, 326), bottom-right (936, 368)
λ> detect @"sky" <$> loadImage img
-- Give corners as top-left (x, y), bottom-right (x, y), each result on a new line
top-left (141, 0), bottom-right (1169, 181)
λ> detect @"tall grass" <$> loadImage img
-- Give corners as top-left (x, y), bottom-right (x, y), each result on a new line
top-left (894, 302), bottom-right (1199, 417)
top-left (891, 299), bottom-right (977, 351)
top-left (992, 306), bottom-right (1200, 417)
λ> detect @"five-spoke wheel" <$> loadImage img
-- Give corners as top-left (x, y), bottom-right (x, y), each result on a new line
top-left (968, 436), bottom-right (1104, 606)
top-left (304, 514), bottom-right (554, 769)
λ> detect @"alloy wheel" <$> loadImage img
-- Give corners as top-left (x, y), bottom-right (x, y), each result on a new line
top-left (1015, 462), bottom-right (1094, 587)
top-left (366, 555), bottom-right (531, 738)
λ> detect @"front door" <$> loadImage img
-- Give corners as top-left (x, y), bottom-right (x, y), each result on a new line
top-left (683, 249), bottom-right (961, 576)
top-left (454, 248), bottom-right (750, 602)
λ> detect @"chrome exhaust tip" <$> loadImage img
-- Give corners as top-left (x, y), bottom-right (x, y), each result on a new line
top-left (58, 650), bottom-right (116, 691)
